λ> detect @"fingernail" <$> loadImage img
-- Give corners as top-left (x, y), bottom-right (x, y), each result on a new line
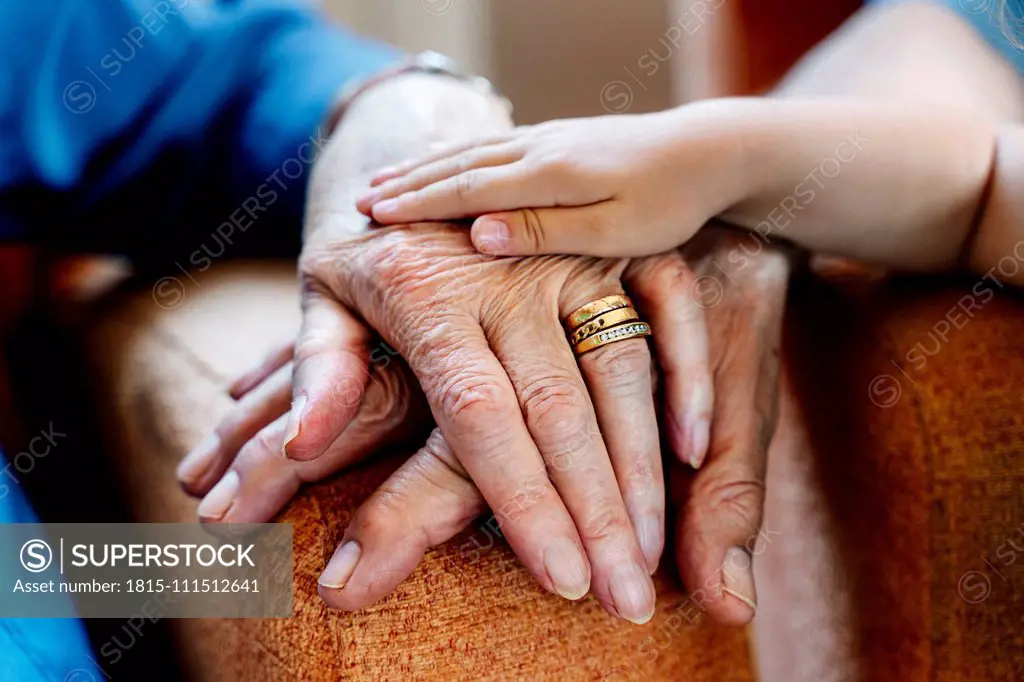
top-left (177, 434), bottom-right (219, 485)
top-left (319, 541), bottom-right (362, 589)
top-left (609, 563), bottom-right (656, 624)
top-left (472, 218), bottom-right (510, 254)
top-left (197, 470), bottom-right (239, 521)
top-left (686, 382), bottom-right (712, 469)
top-left (282, 394), bottom-right (306, 459)
top-left (371, 168), bottom-right (397, 183)
top-left (634, 514), bottom-right (662, 574)
top-left (721, 546), bottom-right (757, 611)
top-left (356, 189), bottom-right (381, 207)
top-left (542, 539), bottom-right (590, 600)
top-left (371, 198), bottom-right (399, 219)
top-left (688, 415), bottom-right (710, 469)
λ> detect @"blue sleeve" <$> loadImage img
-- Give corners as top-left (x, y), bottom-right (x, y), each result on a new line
top-left (0, 0), bottom-right (399, 256)
top-left (867, 0), bottom-right (1023, 75)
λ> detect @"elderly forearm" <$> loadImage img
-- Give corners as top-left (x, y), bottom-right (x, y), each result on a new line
top-left (305, 73), bottom-right (513, 240)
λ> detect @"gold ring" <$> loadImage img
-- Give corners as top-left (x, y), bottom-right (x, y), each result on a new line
top-left (570, 307), bottom-right (640, 345)
top-left (573, 321), bottom-right (651, 355)
top-left (565, 294), bottom-right (632, 330)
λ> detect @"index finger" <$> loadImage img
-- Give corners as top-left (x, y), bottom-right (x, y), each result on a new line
top-left (366, 133), bottom-right (516, 189)
top-left (402, 316), bottom-right (593, 603)
top-left (367, 163), bottom-right (541, 225)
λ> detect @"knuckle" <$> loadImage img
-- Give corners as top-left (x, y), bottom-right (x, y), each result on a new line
top-left (444, 379), bottom-right (506, 424)
top-left (410, 465), bottom-right (480, 545)
top-left (578, 503), bottom-right (632, 545)
top-left (585, 340), bottom-right (651, 394)
top-left (538, 153), bottom-right (578, 179)
top-left (420, 427), bottom-right (461, 471)
top-left (356, 485), bottom-right (449, 568)
top-left (454, 153), bottom-right (475, 175)
top-left (432, 365), bottom-right (513, 436)
top-left (297, 246), bottom-right (334, 284)
top-left (626, 453), bottom-right (658, 492)
top-left (390, 305), bottom-right (447, 361)
top-left (649, 257), bottom-right (697, 293)
top-left (368, 238), bottom-right (425, 295)
top-left (688, 469), bottom-right (766, 532)
top-left (401, 312), bottom-right (467, 368)
top-left (214, 408), bottom-right (251, 444)
top-left (246, 424), bottom-right (281, 459)
top-left (745, 249), bottom-right (791, 289)
top-left (455, 171), bottom-right (478, 202)
top-left (519, 208), bottom-right (546, 251)
top-left (347, 229), bottom-right (447, 304)
top-left (355, 489), bottom-right (407, 540)
top-left (518, 372), bottom-right (589, 438)
top-left (298, 242), bottom-right (361, 302)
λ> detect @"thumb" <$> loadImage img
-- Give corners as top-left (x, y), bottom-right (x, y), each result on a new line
top-left (674, 443), bottom-right (767, 627)
top-left (470, 204), bottom-right (641, 257)
top-left (283, 288), bottom-right (372, 461)
top-left (317, 428), bottom-right (486, 611)
top-left (674, 379), bottom-right (774, 626)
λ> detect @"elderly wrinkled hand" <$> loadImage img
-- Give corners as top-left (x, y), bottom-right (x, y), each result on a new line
top-left (289, 218), bottom-right (719, 624)
top-left (179, 208), bottom-right (713, 624)
top-left (180, 224), bottom-right (789, 626)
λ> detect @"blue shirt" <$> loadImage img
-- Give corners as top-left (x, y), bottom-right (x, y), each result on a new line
top-left (0, 0), bottom-right (397, 258)
top-left (872, 0), bottom-right (1024, 74)
top-left (953, 0), bottom-right (1024, 73)
top-left (0, 1), bottom-right (395, 679)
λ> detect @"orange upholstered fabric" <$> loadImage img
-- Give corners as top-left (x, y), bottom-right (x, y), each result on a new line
top-left (83, 262), bottom-right (1024, 680)
top-left (85, 262), bottom-right (753, 681)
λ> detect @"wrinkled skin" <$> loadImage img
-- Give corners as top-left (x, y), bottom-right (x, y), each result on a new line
top-left (290, 221), bottom-right (678, 623)
top-left (182, 222), bottom-right (791, 626)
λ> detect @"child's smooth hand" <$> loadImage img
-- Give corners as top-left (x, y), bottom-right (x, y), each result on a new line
top-left (356, 106), bottom-right (749, 257)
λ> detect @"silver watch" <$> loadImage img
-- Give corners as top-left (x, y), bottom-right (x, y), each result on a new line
top-left (328, 50), bottom-right (513, 133)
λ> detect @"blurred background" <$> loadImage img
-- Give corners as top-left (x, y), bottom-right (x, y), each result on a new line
top-left (0, 2), bottom-right (993, 680)
top-left (0, 0), bottom-right (863, 470)
top-left (324, 0), bottom-right (859, 121)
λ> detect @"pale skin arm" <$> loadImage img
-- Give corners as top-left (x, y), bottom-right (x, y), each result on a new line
top-left (772, 1), bottom-right (1024, 122)
top-left (718, 99), bottom-right (1024, 285)
top-left (353, 9), bottom-right (1023, 286)
top-left (766, 1), bottom-right (1024, 283)
top-left (355, 96), bottom-right (1022, 286)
